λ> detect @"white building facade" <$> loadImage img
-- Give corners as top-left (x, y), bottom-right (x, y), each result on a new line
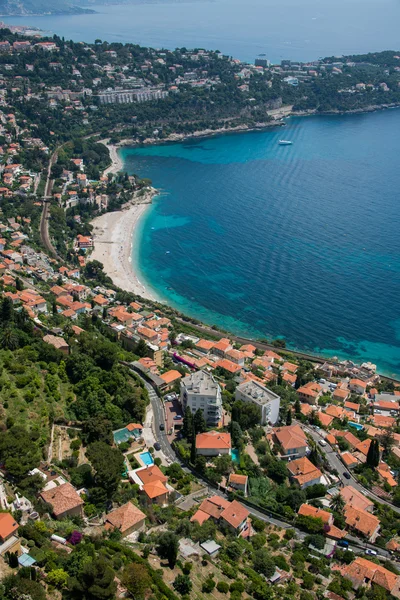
top-left (180, 371), bottom-right (222, 427)
top-left (235, 380), bottom-right (280, 425)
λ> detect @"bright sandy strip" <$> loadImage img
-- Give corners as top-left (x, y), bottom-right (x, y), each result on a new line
top-left (91, 201), bottom-right (156, 300)
top-left (99, 139), bottom-right (124, 176)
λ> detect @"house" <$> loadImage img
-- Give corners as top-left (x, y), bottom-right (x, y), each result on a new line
top-left (191, 496), bottom-right (231, 525)
top-left (340, 557), bottom-right (400, 598)
top-left (341, 452), bottom-right (359, 469)
top-left (298, 503), bottom-right (333, 526)
top-left (196, 431), bottom-right (231, 456)
top-left (377, 463), bottom-right (397, 488)
top-left (325, 405), bottom-right (348, 420)
top-left (228, 473), bottom-right (248, 495)
top-left (340, 486), bottom-right (374, 512)
top-left (76, 234), bottom-right (93, 249)
top-left (282, 361), bottom-right (298, 373)
top-left (283, 372), bottom-right (297, 386)
top-left (196, 339), bottom-right (215, 353)
top-left (344, 401), bottom-right (360, 413)
top-left (0, 512), bottom-right (18, 542)
top-left (318, 412), bottom-right (334, 428)
top-left (343, 505), bottom-right (380, 542)
top-left (287, 457), bottom-right (324, 489)
top-left (160, 369), bottom-right (182, 390)
top-left (349, 379), bottom-right (367, 395)
top-left (142, 480), bottom-right (169, 505)
top-left (297, 382), bottom-right (322, 405)
top-left (43, 334), bottom-right (69, 355)
top-left (180, 370), bottom-right (223, 428)
top-left (225, 349), bottom-right (246, 366)
top-left (215, 358), bottom-right (242, 375)
top-left (104, 502), bottom-right (146, 536)
top-left (137, 326), bottom-right (158, 343)
top-left (220, 499), bottom-right (250, 536)
top-left (235, 380), bottom-right (280, 425)
top-left (40, 483), bottom-right (84, 520)
top-left (272, 424), bottom-right (308, 459)
top-left (211, 338), bottom-right (232, 358)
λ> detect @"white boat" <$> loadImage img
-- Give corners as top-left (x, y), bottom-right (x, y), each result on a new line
top-left (279, 140), bottom-right (293, 145)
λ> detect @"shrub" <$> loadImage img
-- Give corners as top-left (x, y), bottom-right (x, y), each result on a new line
top-left (202, 578), bottom-right (215, 593)
top-left (217, 581), bottom-right (229, 593)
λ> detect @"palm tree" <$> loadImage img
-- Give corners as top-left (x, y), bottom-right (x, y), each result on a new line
top-left (0, 328), bottom-right (18, 350)
top-left (330, 492), bottom-right (345, 514)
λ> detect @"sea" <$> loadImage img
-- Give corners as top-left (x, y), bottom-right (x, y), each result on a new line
top-left (5, 0), bottom-right (400, 374)
top-left (122, 110), bottom-right (400, 378)
top-left (3, 0), bottom-right (400, 64)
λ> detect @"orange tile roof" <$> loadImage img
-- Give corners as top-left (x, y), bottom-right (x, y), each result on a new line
top-left (287, 456), bottom-right (323, 486)
top-left (342, 558), bottom-right (399, 593)
top-left (341, 452), bottom-right (359, 467)
top-left (298, 503), bottom-right (332, 524)
top-left (0, 512), bottom-right (18, 540)
top-left (273, 424), bottom-right (307, 451)
top-left (355, 439), bottom-right (371, 456)
top-left (104, 502), bottom-right (145, 533)
top-left (371, 414), bottom-right (396, 428)
top-left (137, 465), bottom-right (168, 486)
top-left (221, 500), bottom-right (249, 529)
top-left (283, 372), bottom-right (297, 385)
top-left (126, 423), bottom-right (143, 431)
top-left (196, 496), bottom-right (230, 521)
top-left (229, 474), bottom-right (248, 485)
top-left (325, 405), bottom-right (346, 419)
top-left (344, 505), bottom-right (380, 538)
top-left (41, 483), bottom-right (83, 517)
top-left (196, 431), bottom-right (231, 450)
top-left (344, 401), bottom-right (360, 412)
top-left (190, 509), bottom-right (211, 525)
top-left (318, 412), bottom-right (334, 428)
top-left (215, 358), bottom-right (242, 373)
top-left (160, 370), bottom-right (182, 385)
top-left (282, 361), bottom-right (297, 373)
top-left (350, 379), bottom-right (367, 389)
top-left (142, 480), bottom-right (168, 499)
top-left (340, 486), bottom-right (374, 512)
top-left (326, 434), bottom-right (337, 445)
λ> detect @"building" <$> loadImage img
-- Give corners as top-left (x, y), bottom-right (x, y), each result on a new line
top-left (228, 473), bottom-right (248, 495)
top-left (298, 503), bottom-right (333, 526)
top-left (160, 369), bottom-right (182, 390)
top-left (272, 424), bottom-right (308, 459)
top-left (220, 499), bottom-right (250, 535)
top-left (104, 502), bottom-right (146, 536)
top-left (40, 483), bottom-right (84, 520)
top-left (343, 505), bottom-right (380, 542)
top-left (235, 380), bottom-right (280, 425)
top-left (196, 431), bottom-right (231, 456)
top-left (349, 379), bottom-right (367, 395)
top-left (180, 370), bottom-right (223, 427)
top-left (340, 486), bottom-right (374, 512)
top-left (191, 496), bottom-right (250, 536)
top-left (287, 457), bottom-right (324, 489)
top-left (0, 512), bottom-right (18, 542)
top-left (340, 557), bottom-right (400, 598)
top-left (43, 334), bottom-right (69, 355)
top-left (297, 382), bottom-right (322, 405)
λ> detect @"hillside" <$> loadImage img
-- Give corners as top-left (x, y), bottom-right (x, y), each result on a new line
top-left (0, 0), bottom-right (94, 15)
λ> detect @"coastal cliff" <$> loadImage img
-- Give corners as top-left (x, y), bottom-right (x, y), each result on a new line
top-left (0, 0), bottom-right (95, 15)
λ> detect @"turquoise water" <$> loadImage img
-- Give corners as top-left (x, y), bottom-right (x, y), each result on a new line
top-left (140, 451), bottom-right (154, 466)
top-left (348, 422), bottom-right (364, 431)
top-left (4, 0), bottom-right (400, 63)
top-left (125, 110), bottom-right (400, 377)
top-left (231, 449), bottom-right (240, 463)
top-left (113, 428), bottom-right (131, 445)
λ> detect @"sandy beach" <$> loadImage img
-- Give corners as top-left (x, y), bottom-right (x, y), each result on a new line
top-left (91, 190), bottom-right (157, 300)
top-left (99, 139), bottom-right (124, 176)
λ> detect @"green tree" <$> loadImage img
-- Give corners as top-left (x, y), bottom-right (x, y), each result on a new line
top-left (173, 574), bottom-right (192, 595)
top-left (330, 492), bottom-right (345, 513)
top-left (121, 563), bottom-right (152, 600)
top-left (86, 442), bottom-right (124, 500)
top-left (366, 438), bottom-right (380, 468)
top-left (0, 328), bottom-right (18, 350)
top-left (286, 408), bottom-right (292, 425)
top-left (182, 406), bottom-right (193, 440)
top-left (253, 548), bottom-right (276, 578)
top-left (193, 408), bottom-right (207, 434)
top-left (157, 531), bottom-right (179, 568)
top-left (68, 557), bottom-right (117, 600)
top-left (190, 427), bottom-right (197, 464)
top-left (295, 398), bottom-right (301, 416)
top-left (47, 569), bottom-right (68, 588)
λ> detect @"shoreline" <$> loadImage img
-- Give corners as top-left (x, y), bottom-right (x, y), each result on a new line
top-left (90, 188), bottom-right (158, 301)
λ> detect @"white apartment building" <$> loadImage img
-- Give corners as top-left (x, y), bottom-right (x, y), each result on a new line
top-left (180, 371), bottom-right (222, 427)
top-left (235, 380), bottom-right (280, 425)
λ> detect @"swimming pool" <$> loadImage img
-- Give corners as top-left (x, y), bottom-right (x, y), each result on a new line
top-left (113, 428), bottom-right (131, 444)
top-left (348, 422), bottom-right (363, 431)
top-left (140, 451), bottom-right (154, 466)
top-left (231, 449), bottom-right (240, 463)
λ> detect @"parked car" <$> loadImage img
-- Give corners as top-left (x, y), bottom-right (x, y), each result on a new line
top-left (173, 415), bottom-right (182, 420)
top-left (365, 549), bottom-right (377, 556)
top-left (154, 442), bottom-right (161, 451)
top-left (337, 540), bottom-right (349, 548)
top-left (343, 472), bottom-right (351, 480)
top-left (159, 424), bottom-right (165, 431)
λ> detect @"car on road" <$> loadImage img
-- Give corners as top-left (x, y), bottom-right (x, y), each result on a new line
top-left (365, 549), bottom-right (377, 556)
top-left (343, 472), bottom-right (351, 479)
top-left (337, 540), bottom-right (349, 548)
top-left (159, 424), bottom-right (165, 431)
top-left (154, 442), bottom-right (161, 451)
top-left (319, 439), bottom-right (327, 447)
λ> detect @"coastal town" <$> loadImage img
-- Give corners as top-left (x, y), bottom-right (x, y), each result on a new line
top-left (0, 24), bottom-right (399, 600)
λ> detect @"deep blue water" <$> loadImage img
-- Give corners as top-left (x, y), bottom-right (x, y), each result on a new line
top-left (122, 110), bottom-right (400, 377)
top-left (3, 0), bottom-right (400, 63)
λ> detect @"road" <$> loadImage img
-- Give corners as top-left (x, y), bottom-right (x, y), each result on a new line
top-left (39, 148), bottom-right (63, 261)
top-left (131, 368), bottom-right (393, 559)
top-left (304, 424), bottom-right (400, 515)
